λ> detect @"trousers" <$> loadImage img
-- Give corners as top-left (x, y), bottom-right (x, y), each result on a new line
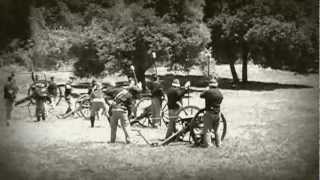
top-left (165, 109), bottom-right (179, 139)
top-left (5, 99), bottom-right (14, 121)
top-left (110, 109), bottom-right (130, 143)
top-left (90, 101), bottom-right (107, 127)
top-left (151, 97), bottom-right (161, 125)
top-left (35, 98), bottom-right (47, 120)
top-left (202, 111), bottom-right (220, 147)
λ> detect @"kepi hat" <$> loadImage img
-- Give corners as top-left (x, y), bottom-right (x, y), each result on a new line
top-left (209, 79), bottom-right (218, 88)
top-left (172, 79), bottom-right (180, 87)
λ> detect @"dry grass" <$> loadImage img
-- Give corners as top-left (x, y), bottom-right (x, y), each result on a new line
top-left (0, 65), bottom-right (318, 180)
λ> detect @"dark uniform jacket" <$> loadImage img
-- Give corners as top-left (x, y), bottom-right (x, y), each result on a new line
top-left (4, 82), bottom-right (18, 101)
top-left (200, 88), bottom-right (223, 113)
top-left (167, 87), bottom-right (187, 110)
top-left (64, 82), bottom-right (72, 99)
top-left (149, 81), bottom-right (165, 100)
top-left (48, 81), bottom-right (57, 96)
top-left (104, 87), bottom-right (134, 113)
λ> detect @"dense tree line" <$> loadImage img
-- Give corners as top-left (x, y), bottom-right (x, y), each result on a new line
top-left (0, 0), bottom-right (318, 84)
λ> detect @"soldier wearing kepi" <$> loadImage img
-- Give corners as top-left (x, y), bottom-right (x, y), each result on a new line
top-left (47, 76), bottom-right (58, 109)
top-left (149, 74), bottom-right (165, 128)
top-left (165, 79), bottom-right (190, 139)
top-left (88, 79), bottom-right (97, 95)
top-left (32, 80), bottom-right (50, 122)
top-left (3, 76), bottom-right (19, 126)
top-left (64, 77), bottom-right (74, 114)
top-left (89, 82), bottom-right (107, 128)
top-left (108, 86), bottom-right (141, 144)
top-left (199, 79), bottom-right (223, 147)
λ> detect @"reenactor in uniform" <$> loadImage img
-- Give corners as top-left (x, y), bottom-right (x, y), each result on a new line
top-left (29, 72), bottom-right (50, 122)
top-left (107, 86), bottom-right (141, 144)
top-left (48, 76), bottom-right (58, 109)
top-left (10, 72), bottom-right (16, 84)
top-left (64, 77), bottom-right (74, 114)
top-left (149, 74), bottom-right (165, 128)
top-left (199, 79), bottom-right (223, 147)
top-left (32, 81), bottom-right (50, 122)
top-left (89, 82), bottom-right (107, 127)
top-left (88, 79), bottom-right (97, 95)
top-left (3, 76), bottom-right (19, 126)
top-left (165, 79), bottom-right (190, 138)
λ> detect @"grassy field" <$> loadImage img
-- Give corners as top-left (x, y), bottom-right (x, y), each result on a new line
top-left (0, 65), bottom-right (318, 180)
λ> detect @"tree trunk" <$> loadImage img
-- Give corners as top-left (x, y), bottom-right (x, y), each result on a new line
top-left (229, 62), bottom-right (239, 84)
top-left (242, 49), bottom-right (249, 83)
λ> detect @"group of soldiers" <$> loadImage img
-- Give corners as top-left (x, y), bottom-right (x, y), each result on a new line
top-left (3, 72), bottom-right (223, 148)
top-left (147, 75), bottom-right (223, 147)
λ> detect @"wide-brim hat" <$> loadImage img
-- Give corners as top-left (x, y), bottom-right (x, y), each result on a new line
top-left (172, 79), bottom-right (180, 87)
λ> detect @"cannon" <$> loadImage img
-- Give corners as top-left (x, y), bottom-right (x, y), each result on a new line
top-left (133, 109), bottom-right (227, 147)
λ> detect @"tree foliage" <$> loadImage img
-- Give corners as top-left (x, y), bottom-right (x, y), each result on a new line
top-left (67, 1), bottom-right (210, 87)
top-left (0, 0), bottom-right (317, 83)
top-left (205, 0), bottom-right (318, 83)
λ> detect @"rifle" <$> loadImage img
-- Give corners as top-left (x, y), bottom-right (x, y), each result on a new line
top-left (15, 96), bottom-right (32, 106)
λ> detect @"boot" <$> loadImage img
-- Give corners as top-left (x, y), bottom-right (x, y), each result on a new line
top-left (193, 134), bottom-right (202, 147)
top-left (125, 137), bottom-right (131, 144)
top-left (42, 112), bottom-right (46, 121)
top-left (200, 133), bottom-right (213, 148)
top-left (214, 132), bottom-right (221, 147)
top-left (90, 116), bottom-right (95, 128)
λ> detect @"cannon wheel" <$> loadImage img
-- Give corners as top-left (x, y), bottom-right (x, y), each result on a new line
top-left (78, 95), bottom-right (91, 120)
top-left (131, 97), bottom-right (169, 127)
top-left (160, 98), bottom-right (169, 126)
top-left (131, 97), bottom-right (152, 127)
top-left (175, 105), bottom-right (200, 131)
top-left (190, 109), bottom-right (227, 145)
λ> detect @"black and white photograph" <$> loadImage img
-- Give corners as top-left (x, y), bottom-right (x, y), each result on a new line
top-left (0, 0), bottom-right (318, 179)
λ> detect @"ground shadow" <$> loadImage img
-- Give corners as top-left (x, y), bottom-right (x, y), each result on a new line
top-left (66, 74), bottom-right (313, 92)
top-left (153, 75), bottom-right (313, 92)
top-left (217, 78), bottom-right (313, 91)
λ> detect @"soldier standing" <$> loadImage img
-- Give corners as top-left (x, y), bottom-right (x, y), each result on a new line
top-left (165, 79), bottom-right (190, 138)
top-left (108, 86), bottom-right (141, 144)
top-left (199, 79), bottom-right (223, 147)
top-left (89, 82), bottom-right (107, 127)
top-left (3, 76), bottom-right (19, 126)
top-left (32, 81), bottom-right (50, 122)
top-left (64, 77), bottom-right (74, 114)
top-left (149, 74), bottom-right (165, 128)
top-left (48, 76), bottom-right (58, 109)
